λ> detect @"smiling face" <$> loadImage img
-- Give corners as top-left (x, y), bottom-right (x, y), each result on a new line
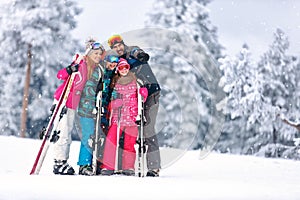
top-left (118, 65), bottom-right (130, 76)
top-left (112, 43), bottom-right (125, 56)
top-left (116, 58), bottom-right (130, 76)
top-left (88, 49), bottom-right (103, 64)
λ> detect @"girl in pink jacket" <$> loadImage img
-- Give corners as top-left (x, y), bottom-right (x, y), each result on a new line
top-left (52, 39), bottom-right (104, 175)
top-left (101, 58), bottom-right (148, 176)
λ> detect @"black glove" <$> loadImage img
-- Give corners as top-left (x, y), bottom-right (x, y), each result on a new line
top-left (137, 52), bottom-right (150, 62)
top-left (66, 64), bottom-right (79, 75)
top-left (95, 80), bottom-right (103, 95)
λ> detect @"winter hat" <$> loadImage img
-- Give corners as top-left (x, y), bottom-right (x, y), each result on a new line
top-left (108, 34), bottom-right (124, 49)
top-left (116, 58), bottom-right (130, 72)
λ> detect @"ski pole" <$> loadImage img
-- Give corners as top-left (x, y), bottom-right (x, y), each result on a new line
top-left (114, 106), bottom-right (121, 173)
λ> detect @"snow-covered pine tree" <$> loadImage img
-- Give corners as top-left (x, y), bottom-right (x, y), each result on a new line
top-left (144, 0), bottom-right (224, 150)
top-left (218, 44), bottom-right (270, 154)
top-left (0, 0), bottom-right (82, 137)
top-left (256, 28), bottom-right (300, 158)
top-left (219, 29), bottom-right (300, 159)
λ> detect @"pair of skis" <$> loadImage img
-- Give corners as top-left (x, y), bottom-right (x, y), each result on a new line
top-left (134, 81), bottom-right (148, 177)
top-left (30, 72), bottom-right (77, 175)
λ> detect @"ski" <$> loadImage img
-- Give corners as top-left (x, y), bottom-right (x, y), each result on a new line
top-left (134, 80), bottom-right (148, 177)
top-left (92, 66), bottom-right (105, 175)
top-left (30, 72), bottom-right (77, 175)
top-left (114, 106), bottom-right (122, 173)
top-left (92, 90), bottom-right (103, 174)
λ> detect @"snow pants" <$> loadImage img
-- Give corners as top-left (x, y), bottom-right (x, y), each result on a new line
top-left (53, 107), bottom-right (75, 161)
top-left (144, 101), bottom-right (161, 170)
top-left (77, 117), bottom-right (94, 166)
top-left (102, 124), bottom-right (138, 170)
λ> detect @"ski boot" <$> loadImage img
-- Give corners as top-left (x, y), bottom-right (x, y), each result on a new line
top-left (146, 169), bottom-right (160, 177)
top-left (101, 168), bottom-right (114, 176)
top-left (53, 160), bottom-right (75, 175)
top-left (122, 169), bottom-right (135, 176)
top-left (79, 165), bottom-right (94, 176)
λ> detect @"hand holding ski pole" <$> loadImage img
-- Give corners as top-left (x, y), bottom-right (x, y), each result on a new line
top-left (65, 53), bottom-right (83, 75)
top-left (66, 64), bottom-right (79, 75)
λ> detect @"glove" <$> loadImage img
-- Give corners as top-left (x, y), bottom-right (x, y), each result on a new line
top-left (137, 52), bottom-right (150, 62)
top-left (66, 64), bottom-right (79, 75)
top-left (111, 99), bottom-right (123, 109)
top-left (139, 87), bottom-right (148, 102)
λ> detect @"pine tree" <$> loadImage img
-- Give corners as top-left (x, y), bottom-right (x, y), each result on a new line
top-left (0, 0), bottom-right (82, 137)
top-left (256, 28), bottom-right (300, 158)
top-left (219, 29), bottom-right (300, 159)
top-left (218, 44), bottom-right (264, 154)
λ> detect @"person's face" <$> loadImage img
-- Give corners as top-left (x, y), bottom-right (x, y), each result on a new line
top-left (88, 49), bottom-right (102, 64)
top-left (106, 62), bottom-right (118, 70)
top-left (112, 43), bottom-right (125, 56)
top-left (118, 65), bottom-right (130, 76)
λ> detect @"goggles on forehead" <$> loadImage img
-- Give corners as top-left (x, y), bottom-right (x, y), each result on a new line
top-left (108, 35), bottom-right (123, 48)
top-left (91, 42), bottom-right (105, 51)
top-left (105, 55), bottom-right (119, 63)
top-left (85, 42), bottom-right (105, 55)
top-left (92, 42), bottom-right (103, 49)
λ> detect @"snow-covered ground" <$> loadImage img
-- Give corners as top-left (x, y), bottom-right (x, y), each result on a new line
top-left (0, 136), bottom-right (300, 200)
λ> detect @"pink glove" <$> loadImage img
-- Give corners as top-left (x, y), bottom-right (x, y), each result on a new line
top-left (139, 87), bottom-right (148, 102)
top-left (111, 99), bottom-right (123, 109)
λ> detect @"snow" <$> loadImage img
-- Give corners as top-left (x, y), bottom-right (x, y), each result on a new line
top-left (1, 136), bottom-right (300, 200)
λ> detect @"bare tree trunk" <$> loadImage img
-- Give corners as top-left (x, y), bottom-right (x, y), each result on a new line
top-left (20, 43), bottom-right (32, 138)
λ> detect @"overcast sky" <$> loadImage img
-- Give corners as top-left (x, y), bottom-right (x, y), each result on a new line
top-left (208, 0), bottom-right (300, 59)
top-left (72, 0), bottom-right (154, 44)
top-left (72, 0), bottom-right (300, 60)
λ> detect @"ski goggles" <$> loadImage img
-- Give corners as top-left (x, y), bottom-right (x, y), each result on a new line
top-left (85, 42), bottom-right (105, 55)
top-left (105, 55), bottom-right (119, 63)
top-left (117, 64), bottom-right (130, 71)
top-left (91, 42), bottom-right (105, 52)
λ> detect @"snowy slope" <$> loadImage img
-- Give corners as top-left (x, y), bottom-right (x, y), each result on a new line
top-left (0, 136), bottom-right (300, 200)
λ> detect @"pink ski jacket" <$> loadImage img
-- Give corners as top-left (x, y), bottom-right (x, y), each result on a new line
top-left (53, 60), bottom-right (92, 109)
top-left (111, 80), bottom-right (138, 126)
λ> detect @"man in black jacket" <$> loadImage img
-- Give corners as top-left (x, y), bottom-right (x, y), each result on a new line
top-left (108, 34), bottom-right (161, 177)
